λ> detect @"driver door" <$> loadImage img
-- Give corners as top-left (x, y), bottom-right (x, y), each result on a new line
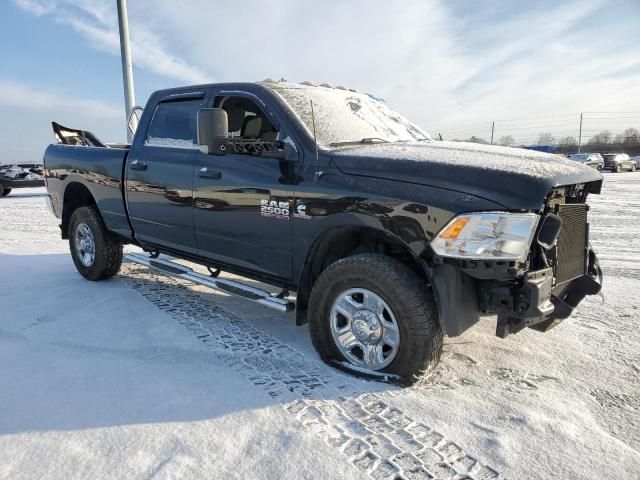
top-left (192, 91), bottom-right (298, 280)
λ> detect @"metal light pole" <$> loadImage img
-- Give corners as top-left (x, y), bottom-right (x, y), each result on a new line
top-left (577, 113), bottom-right (583, 153)
top-left (117, 0), bottom-right (135, 143)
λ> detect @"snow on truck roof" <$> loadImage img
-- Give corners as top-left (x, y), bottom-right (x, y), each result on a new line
top-left (259, 81), bottom-right (431, 146)
top-left (261, 78), bottom-right (361, 92)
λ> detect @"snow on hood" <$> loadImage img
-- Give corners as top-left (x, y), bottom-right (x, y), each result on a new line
top-left (331, 141), bottom-right (603, 210)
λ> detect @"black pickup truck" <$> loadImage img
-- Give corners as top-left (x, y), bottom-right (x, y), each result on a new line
top-left (43, 81), bottom-right (603, 384)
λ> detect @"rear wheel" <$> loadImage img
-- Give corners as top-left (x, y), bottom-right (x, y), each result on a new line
top-left (309, 254), bottom-right (443, 385)
top-left (0, 186), bottom-right (11, 196)
top-left (616, 164), bottom-right (622, 173)
top-left (632, 164), bottom-right (637, 172)
top-left (69, 206), bottom-right (123, 281)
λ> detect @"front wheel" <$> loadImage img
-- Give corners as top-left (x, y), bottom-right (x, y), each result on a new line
top-left (632, 164), bottom-right (637, 172)
top-left (309, 254), bottom-right (443, 385)
top-left (616, 164), bottom-right (622, 173)
top-left (68, 206), bottom-right (123, 281)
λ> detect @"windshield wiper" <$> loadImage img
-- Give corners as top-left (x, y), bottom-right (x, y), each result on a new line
top-left (329, 137), bottom-right (390, 147)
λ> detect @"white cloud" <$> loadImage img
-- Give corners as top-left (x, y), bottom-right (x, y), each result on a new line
top-left (124, 0), bottom-right (640, 143)
top-left (0, 81), bottom-right (120, 119)
top-left (13, 0), bottom-right (54, 16)
top-left (0, 82), bottom-right (125, 163)
top-left (11, 0), bottom-right (640, 145)
top-left (13, 0), bottom-right (209, 84)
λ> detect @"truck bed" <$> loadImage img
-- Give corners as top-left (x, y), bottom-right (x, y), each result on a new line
top-left (44, 143), bottom-right (132, 239)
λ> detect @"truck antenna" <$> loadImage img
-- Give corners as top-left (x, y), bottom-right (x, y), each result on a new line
top-left (310, 100), bottom-right (322, 183)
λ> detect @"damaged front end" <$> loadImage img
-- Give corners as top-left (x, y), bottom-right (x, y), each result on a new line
top-left (482, 246), bottom-right (602, 338)
top-left (431, 181), bottom-right (603, 339)
top-left (487, 183), bottom-right (603, 337)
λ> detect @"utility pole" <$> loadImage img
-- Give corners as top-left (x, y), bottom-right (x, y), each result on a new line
top-left (577, 113), bottom-right (583, 153)
top-left (117, 0), bottom-right (135, 143)
top-left (490, 121), bottom-right (495, 145)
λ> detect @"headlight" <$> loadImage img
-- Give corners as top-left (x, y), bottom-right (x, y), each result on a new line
top-left (431, 212), bottom-right (539, 261)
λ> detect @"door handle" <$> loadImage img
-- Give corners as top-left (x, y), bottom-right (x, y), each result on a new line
top-left (130, 160), bottom-right (148, 171)
top-left (199, 167), bottom-right (222, 180)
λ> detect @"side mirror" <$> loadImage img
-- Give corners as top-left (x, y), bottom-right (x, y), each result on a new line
top-left (198, 108), bottom-right (228, 155)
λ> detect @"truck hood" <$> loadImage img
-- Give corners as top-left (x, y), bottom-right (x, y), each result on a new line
top-left (331, 141), bottom-right (603, 210)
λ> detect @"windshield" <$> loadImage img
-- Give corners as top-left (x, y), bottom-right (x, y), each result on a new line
top-left (603, 154), bottom-right (616, 160)
top-left (569, 154), bottom-right (588, 161)
top-left (266, 83), bottom-right (431, 147)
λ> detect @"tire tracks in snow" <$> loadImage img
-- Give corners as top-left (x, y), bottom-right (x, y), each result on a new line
top-left (122, 263), bottom-right (502, 480)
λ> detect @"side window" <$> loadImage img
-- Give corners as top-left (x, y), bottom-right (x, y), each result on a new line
top-left (145, 98), bottom-right (203, 149)
top-left (213, 95), bottom-right (280, 144)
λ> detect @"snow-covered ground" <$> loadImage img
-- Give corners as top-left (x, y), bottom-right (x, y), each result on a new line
top-left (0, 175), bottom-right (638, 480)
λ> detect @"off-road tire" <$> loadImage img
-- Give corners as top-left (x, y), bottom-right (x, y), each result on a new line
top-left (69, 206), bottom-right (123, 281)
top-left (309, 254), bottom-right (443, 385)
top-left (0, 186), bottom-right (11, 196)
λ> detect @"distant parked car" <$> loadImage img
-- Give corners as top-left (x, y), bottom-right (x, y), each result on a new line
top-left (632, 156), bottom-right (640, 169)
top-left (0, 163), bottom-right (45, 196)
top-left (0, 163), bottom-right (43, 179)
top-left (568, 153), bottom-right (604, 171)
top-left (602, 153), bottom-right (636, 173)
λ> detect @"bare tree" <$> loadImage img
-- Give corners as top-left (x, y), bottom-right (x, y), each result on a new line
top-left (555, 136), bottom-right (578, 154)
top-left (558, 136), bottom-right (577, 147)
top-left (498, 135), bottom-right (515, 147)
top-left (589, 130), bottom-right (613, 145)
top-left (614, 128), bottom-right (640, 145)
top-left (537, 132), bottom-right (555, 146)
top-left (466, 136), bottom-right (488, 144)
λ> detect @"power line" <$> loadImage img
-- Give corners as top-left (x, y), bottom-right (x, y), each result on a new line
top-left (438, 110), bottom-right (640, 147)
top-left (582, 111), bottom-right (640, 114)
top-left (581, 117), bottom-right (640, 121)
top-left (492, 113), bottom-right (580, 123)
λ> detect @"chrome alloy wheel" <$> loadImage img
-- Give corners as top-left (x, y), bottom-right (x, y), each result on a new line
top-left (74, 223), bottom-right (96, 267)
top-left (330, 288), bottom-right (400, 371)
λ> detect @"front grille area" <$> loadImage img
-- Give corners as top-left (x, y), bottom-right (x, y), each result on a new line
top-left (555, 203), bottom-right (588, 284)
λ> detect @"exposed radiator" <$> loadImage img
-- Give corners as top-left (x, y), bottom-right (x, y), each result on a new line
top-left (555, 203), bottom-right (588, 284)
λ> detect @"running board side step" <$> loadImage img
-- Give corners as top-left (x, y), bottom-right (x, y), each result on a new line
top-left (125, 252), bottom-right (295, 313)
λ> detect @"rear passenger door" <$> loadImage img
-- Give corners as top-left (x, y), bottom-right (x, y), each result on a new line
top-left (125, 93), bottom-right (207, 254)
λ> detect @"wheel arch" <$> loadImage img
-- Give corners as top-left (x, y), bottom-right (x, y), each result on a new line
top-left (61, 182), bottom-right (99, 239)
top-left (295, 225), bottom-right (430, 326)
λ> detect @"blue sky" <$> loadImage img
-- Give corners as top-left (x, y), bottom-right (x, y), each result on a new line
top-left (1, 0), bottom-right (639, 162)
